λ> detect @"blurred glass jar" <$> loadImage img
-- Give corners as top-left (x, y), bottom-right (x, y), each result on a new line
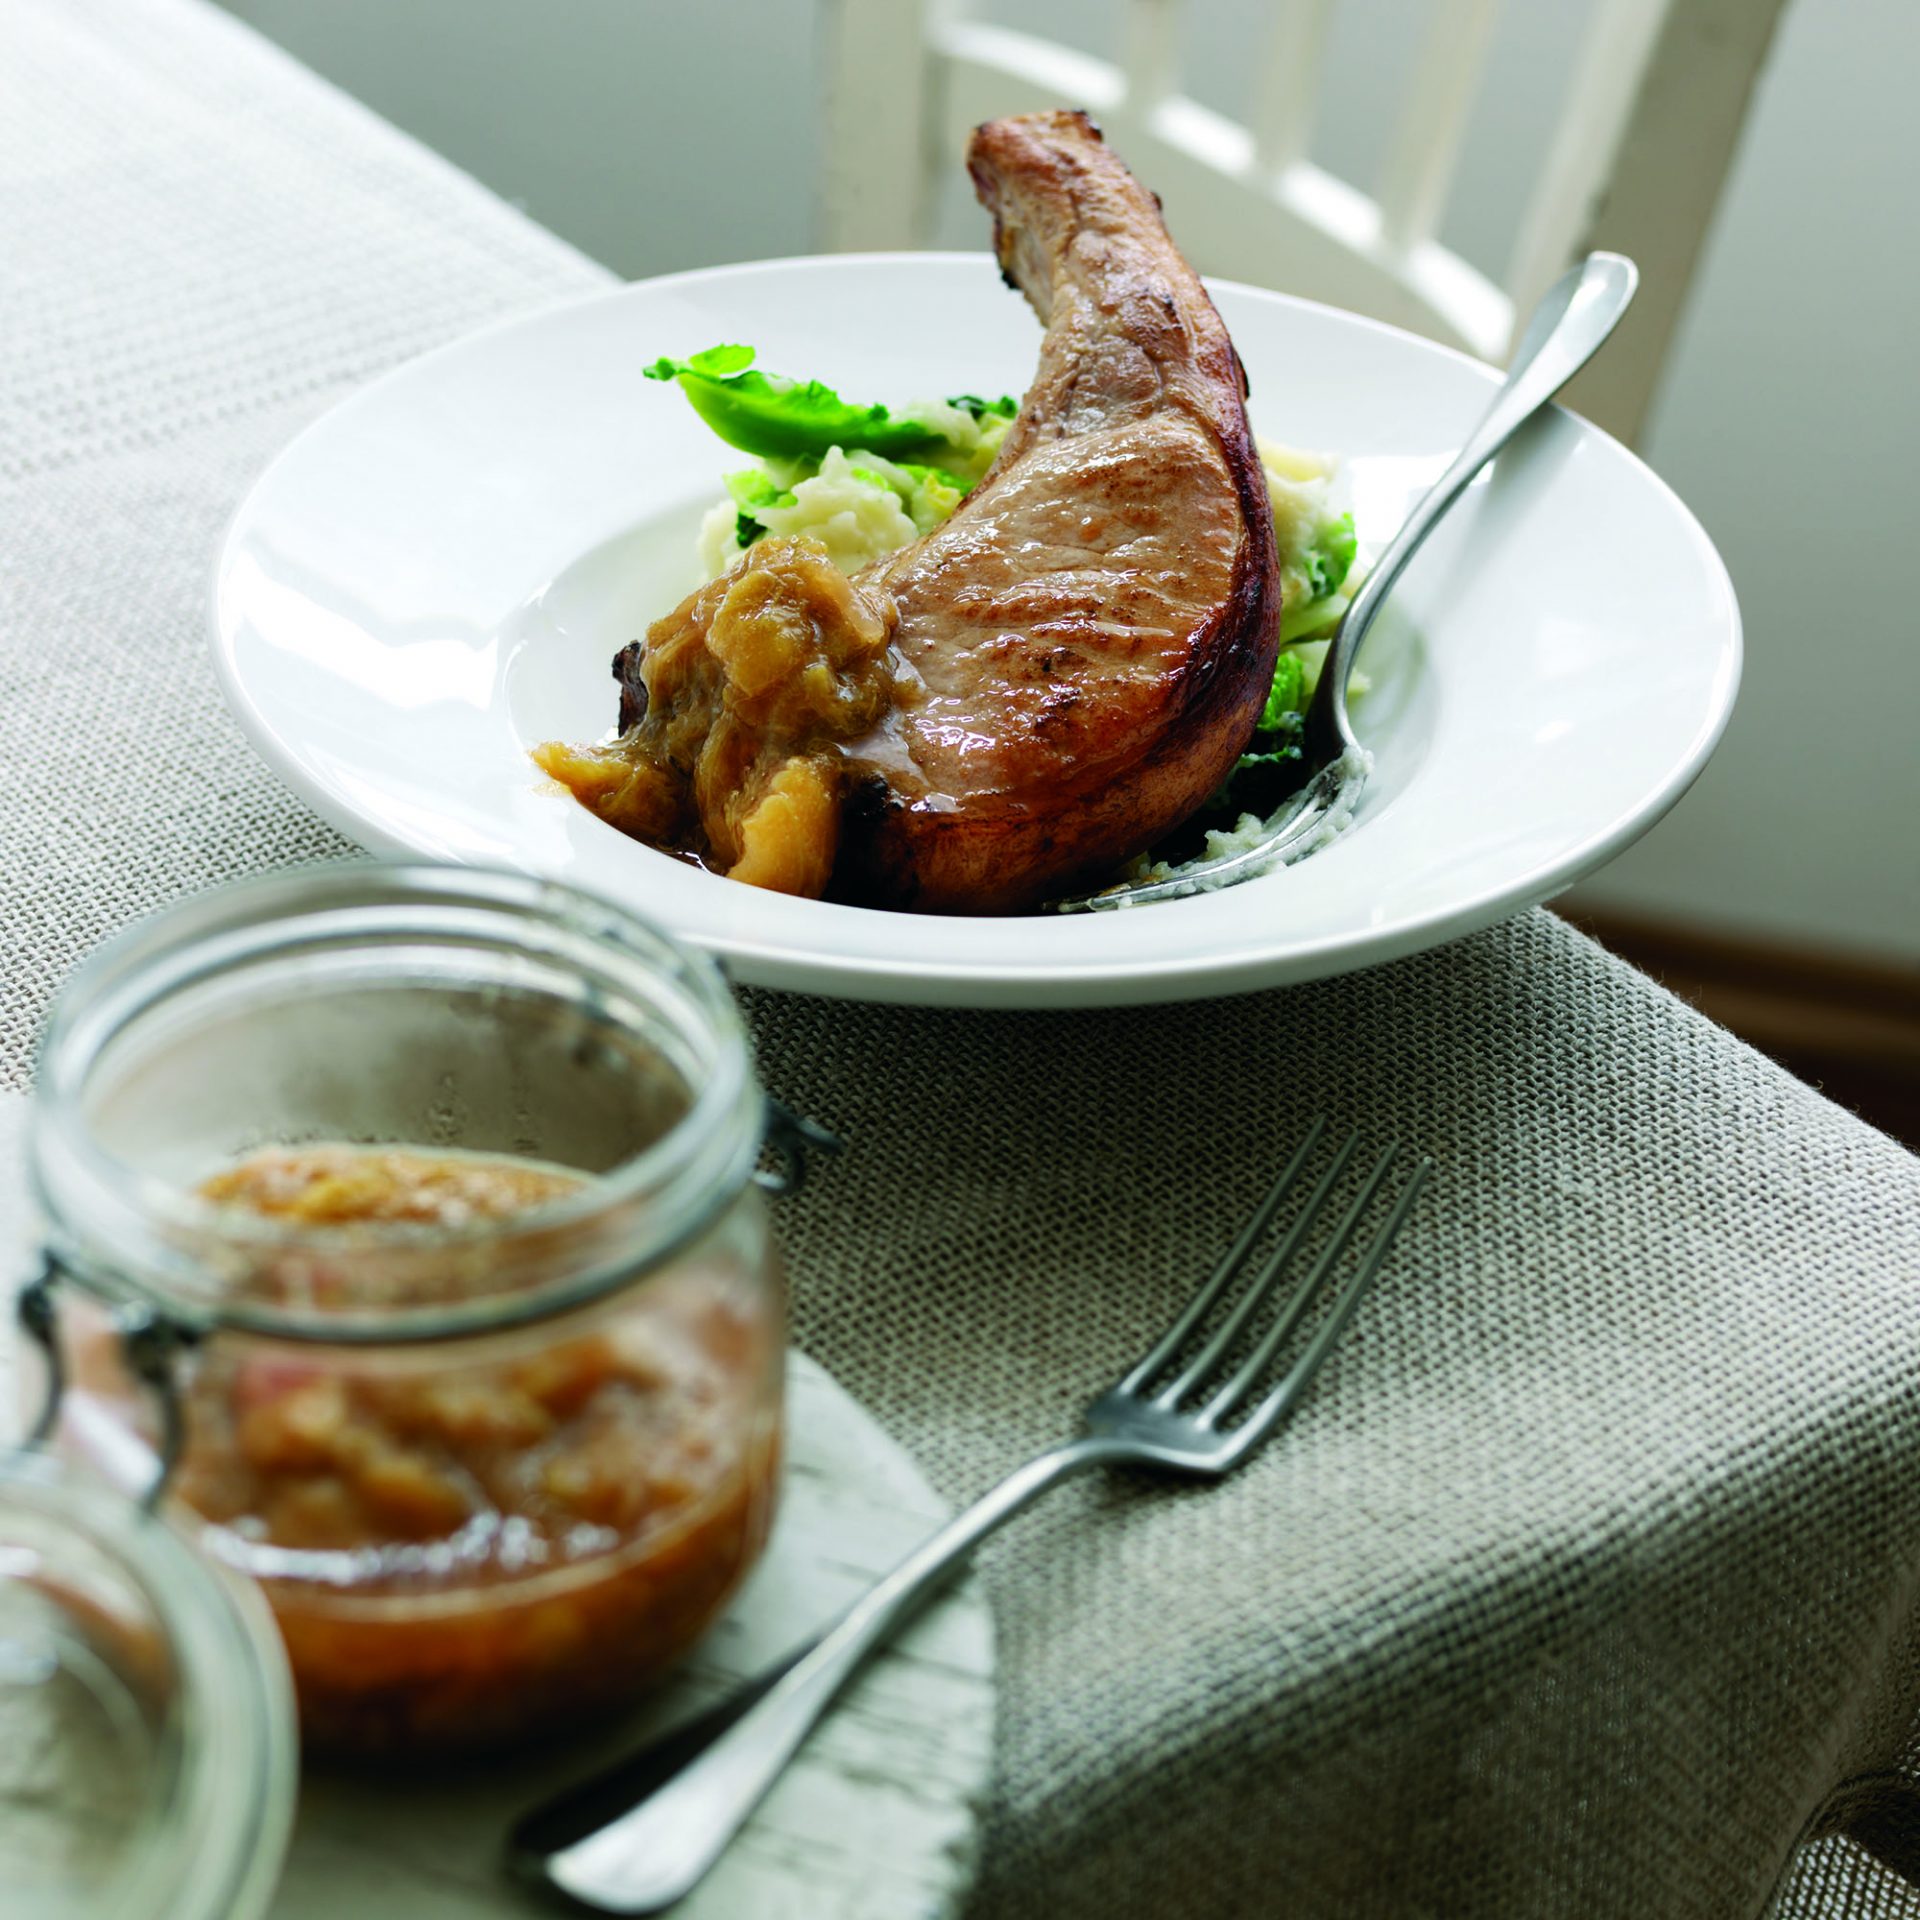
top-left (22, 866), bottom-right (793, 1761)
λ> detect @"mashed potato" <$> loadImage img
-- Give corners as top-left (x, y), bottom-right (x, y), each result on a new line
top-left (696, 448), bottom-right (960, 578)
top-left (697, 408), bottom-right (1014, 581)
top-left (698, 447), bottom-right (926, 578)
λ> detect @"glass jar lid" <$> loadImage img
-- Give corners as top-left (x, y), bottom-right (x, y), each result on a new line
top-left (0, 1449), bottom-right (296, 1920)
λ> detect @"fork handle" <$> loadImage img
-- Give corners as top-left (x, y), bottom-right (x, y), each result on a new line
top-left (523, 1436), bottom-right (1121, 1914)
top-left (1308, 251), bottom-right (1638, 759)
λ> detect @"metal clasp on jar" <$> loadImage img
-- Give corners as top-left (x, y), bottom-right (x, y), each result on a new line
top-left (16, 1260), bottom-right (200, 1513)
top-left (753, 1098), bottom-right (842, 1197)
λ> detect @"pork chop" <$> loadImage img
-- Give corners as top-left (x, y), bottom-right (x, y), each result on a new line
top-left (841, 109), bottom-right (1280, 910)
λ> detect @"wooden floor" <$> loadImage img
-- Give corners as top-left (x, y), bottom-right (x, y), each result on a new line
top-left (1558, 907), bottom-right (1920, 1152)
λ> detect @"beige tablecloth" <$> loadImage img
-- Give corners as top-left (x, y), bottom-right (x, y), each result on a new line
top-left (5, 3), bottom-right (1920, 1914)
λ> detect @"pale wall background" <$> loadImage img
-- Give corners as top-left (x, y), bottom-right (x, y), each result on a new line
top-left (222, 0), bottom-right (1920, 962)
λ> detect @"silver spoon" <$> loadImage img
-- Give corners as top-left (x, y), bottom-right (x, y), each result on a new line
top-left (1049, 250), bottom-right (1639, 914)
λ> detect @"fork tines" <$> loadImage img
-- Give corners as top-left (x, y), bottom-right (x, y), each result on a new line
top-left (1121, 1120), bottom-right (1429, 1451)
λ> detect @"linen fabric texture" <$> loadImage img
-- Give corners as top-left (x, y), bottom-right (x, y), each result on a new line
top-left (5, 4), bottom-right (1920, 1912)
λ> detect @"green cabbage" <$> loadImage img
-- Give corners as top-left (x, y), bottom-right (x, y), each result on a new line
top-left (647, 345), bottom-right (1014, 474)
top-left (1279, 512), bottom-right (1358, 643)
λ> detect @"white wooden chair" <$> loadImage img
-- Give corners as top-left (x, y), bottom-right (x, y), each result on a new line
top-left (818, 0), bottom-right (1786, 446)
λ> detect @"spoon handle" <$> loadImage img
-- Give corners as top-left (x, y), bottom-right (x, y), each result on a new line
top-left (1310, 251), bottom-right (1639, 755)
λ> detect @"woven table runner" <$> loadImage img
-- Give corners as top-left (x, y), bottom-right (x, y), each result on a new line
top-left (5, 4), bottom-right (1920, 1914)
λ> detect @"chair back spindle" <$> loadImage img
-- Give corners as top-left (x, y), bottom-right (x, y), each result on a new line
top-left (817, 0), bottom-right (1789, 445)
top-left (1249, 1), bottom-right (1335, 178)
top-left (1374, 0), bottom-right (1502, 256)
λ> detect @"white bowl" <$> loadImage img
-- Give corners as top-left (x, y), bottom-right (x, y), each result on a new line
top-left (213, 254), bottom-right (1739, 1008)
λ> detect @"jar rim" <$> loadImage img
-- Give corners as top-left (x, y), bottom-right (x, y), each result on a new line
top-left (29, 865), bottom-right (764, 1342)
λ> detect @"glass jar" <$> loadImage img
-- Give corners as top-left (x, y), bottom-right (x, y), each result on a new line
top-left (22, 865), bottom-right (797, 1763)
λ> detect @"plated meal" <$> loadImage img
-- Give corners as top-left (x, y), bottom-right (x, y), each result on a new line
top-left (212, 123), bottom-right (1739, 1003)
top-left (535, 110), bottom-right (1357, 912)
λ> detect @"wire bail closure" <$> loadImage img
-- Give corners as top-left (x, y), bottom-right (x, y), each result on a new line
top-left (17, 1262), bottom-right (63, 1450)
top-left (16, 1258), bottom-right (199, 1513)
top-left (754, 1098), bottom-right (842, 1196)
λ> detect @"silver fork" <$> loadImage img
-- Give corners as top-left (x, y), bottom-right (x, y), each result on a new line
top-left (1049, 251), bottom-right (1639, 913)
top-left (512, 1120), bottom-right (1430, 1914)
